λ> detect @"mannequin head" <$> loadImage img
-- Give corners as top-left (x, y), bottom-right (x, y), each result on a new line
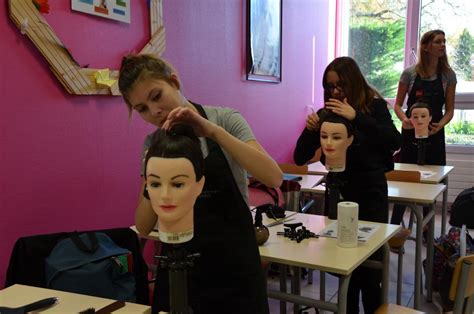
top-left (144, 124), bottom-right (205, 239)
top-left (320, 113), bottom-right (354, 172)
top-left (409, 103), bottom-right (432, 139)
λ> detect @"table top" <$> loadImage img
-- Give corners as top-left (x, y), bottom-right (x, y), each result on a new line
top-left (132, 213), bottom-right (399, 276)
top-left (307, 161), bottom-right (328, 176)
top-left (387, 181), bottom-right (446, 204)
top-left (259, 213), bottom-right (400, 275)
top-left (394, 163), bottom-right (454, 184)
top-left (295, 174), bottom-right (324, 192)
top-left (308, 161), bottom-right (454, 184)
top-left (308, 181), bottom-right (445, 204)
top-left (0, 284), bottom-right (151, 313)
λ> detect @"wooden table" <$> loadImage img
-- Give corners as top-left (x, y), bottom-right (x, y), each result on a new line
top-left (0, 284), bottom-right (151, 313)
top-left (308, 180), bottom-right (446, 310)
top-left (307, 161), bottom-right (328, 176)
top-left (133, 213), bottom-right (399, 314)
top-left (394, 163), bottom-right (454, 235)
top-left (261, 213), bottom-right (399, 314)
top-left (307, 161), bottom-right (454, 235)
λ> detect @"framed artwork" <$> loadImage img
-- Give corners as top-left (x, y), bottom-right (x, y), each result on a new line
top-left (246, 0), bottom-right (282, 83)
top-left (71, 0), bottom-right (131, 24)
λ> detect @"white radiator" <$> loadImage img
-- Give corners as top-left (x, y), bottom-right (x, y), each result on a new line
top-left (446, 147), bottom-right (474, 203)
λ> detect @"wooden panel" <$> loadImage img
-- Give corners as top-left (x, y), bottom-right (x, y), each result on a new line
top-left (8, 0), bottom-right (165, 96)
top-left (385, 170), bottom-right (421, 183)
top-left (278, 163), bottom-right (308, 175)
top-left (375, 303), bottom-right (425, 314)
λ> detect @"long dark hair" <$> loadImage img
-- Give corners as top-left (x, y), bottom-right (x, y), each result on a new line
top-left (322, 57), bottom-right (384, 114)
top-left (144, 124), bottom-right (204, 181)
top-left (318, 109), bottom-right (354, 138)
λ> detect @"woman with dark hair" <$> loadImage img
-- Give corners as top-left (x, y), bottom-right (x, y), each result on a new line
top-left (119, 54), bottom-right (281, 313)
top-left (390, 29), bottom-right (456, 225)
top-left (294, 57), bottom-right (401, 313)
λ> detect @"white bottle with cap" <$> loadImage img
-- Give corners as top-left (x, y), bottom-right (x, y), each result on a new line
top-left (337, 201), bottom-right (359, 248)
top-left (460, 224), bottom-right (467, 257)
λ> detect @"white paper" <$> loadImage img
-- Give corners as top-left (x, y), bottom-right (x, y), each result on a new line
top-left (419, 170), bottom-right (436, 179)
top-left (337, 202), bottom-right (358, 247)
top-left (318, 222), bottom-right (380, 242)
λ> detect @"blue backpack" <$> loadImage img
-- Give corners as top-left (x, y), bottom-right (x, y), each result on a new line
top-left (45, 232), bottom-right (136, 301)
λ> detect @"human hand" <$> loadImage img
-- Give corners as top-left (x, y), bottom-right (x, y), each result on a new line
top-left (429, 122), bottom-right (442, 135)
top-left (402, 118), bottom-right (413, 129)
top-left (305, 112), bottom-right (320, 131)
top-left (324, 98), bottom-right (356, 121)
top-left (162, 107), bottom-right (215, 137)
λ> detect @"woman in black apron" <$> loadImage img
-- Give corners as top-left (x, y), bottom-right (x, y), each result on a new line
top-left (294, 57), bottom-right (401, 313)
top-left (118, 54), bottom-right (282, 313)
top-left (391, 30), bottom-right (457, 225)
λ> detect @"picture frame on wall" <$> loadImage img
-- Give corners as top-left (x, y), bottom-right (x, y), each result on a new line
top-left (246, 0), bottom-right (282, 83)
top-left (71, 0), bottom-right (131, 24)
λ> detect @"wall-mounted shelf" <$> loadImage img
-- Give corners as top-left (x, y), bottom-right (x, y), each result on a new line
top-left (8, 0), bottom-right (166, 96)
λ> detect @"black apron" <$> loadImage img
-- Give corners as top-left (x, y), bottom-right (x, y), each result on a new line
top-left (152, 104), bottom-right (269, 314)
top-left (399, 72), bottom-right (446, 165)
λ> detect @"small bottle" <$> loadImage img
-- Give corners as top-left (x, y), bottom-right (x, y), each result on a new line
top-left (254, 209), bottom-right (270, 246)
top-left (460, 224), bottom-right (467, 257)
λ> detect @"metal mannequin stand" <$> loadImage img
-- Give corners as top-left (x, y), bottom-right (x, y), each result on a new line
top-left (325, 171), bottom-right (344, 219)
top-left (156, 244), bottom-right (200, 314)
top-left (416, 138), bottom-right (428, 165)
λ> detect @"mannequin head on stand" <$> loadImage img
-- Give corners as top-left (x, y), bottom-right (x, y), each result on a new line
top-left (144, 124), bottom-right (205, 241)
top-left (319, 111), bottom-right (354, 172)
top-left (409, 102), bottom-right (432, 139)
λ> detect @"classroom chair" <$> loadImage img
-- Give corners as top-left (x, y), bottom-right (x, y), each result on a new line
top-left (5, 227), bottom-right (150, 305)
top-left (385, 169), bottom-right (421, 305)
top-left (376, 255), bottom-right (474, 314)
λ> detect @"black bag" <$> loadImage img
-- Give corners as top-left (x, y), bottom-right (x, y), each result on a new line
top-left (449, 187), bottom-right (474, 228)
top-left (5, 227), bottom-right (149, 305)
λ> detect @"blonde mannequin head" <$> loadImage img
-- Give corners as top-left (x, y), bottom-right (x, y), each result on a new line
top-left (320, 112), bottom-right (354, 172)
top-left (409, 103), bottom-right (432, 139)
top-left (144, 124), bottom-right (205, 240)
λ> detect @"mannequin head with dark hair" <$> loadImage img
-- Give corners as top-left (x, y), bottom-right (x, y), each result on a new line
top-left (319, 111), bottom-right (354, 172)
top-left (144, 124), bottom-right (205, 240)
top-left (409, 102), bottom-right (432, 139)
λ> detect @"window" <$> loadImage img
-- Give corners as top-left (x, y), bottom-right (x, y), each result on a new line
top-left (337, 0), bottom-right (474, 147)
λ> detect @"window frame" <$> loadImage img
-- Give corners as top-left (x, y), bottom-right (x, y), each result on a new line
top-left (334, 0), bottom-right (474, 149)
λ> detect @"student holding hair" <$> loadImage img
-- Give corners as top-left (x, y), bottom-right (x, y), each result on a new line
top-left (119, 54), bottom-right (282, 314)
top-left (390, 29), bottom-right (457, 225)
top-left (294, 57), bottom-right (401, 313)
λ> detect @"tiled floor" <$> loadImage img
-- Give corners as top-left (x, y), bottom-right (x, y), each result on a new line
top-left (266, 208), bottom-right (452, 313)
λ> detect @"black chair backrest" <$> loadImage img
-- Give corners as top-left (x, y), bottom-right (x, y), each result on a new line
top-left (5, 227), bottom-right (149, 305)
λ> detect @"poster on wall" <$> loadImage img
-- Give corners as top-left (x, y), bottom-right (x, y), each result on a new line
top-left (246, 0), bottom-right (282, 83)
top-left (71, 0), bottom-right (131, 24)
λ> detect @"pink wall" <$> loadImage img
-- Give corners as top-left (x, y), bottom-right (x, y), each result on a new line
top-left (161, 0), bottom-right (331, 161)
top-left (0, 1), bottom-right (331, 286)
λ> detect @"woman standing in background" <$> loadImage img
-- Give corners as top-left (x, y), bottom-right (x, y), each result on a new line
top-left (390, 29), bottom-right (457, 225)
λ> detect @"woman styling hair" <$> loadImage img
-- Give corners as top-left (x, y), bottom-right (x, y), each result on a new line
top-left (294, 57), bottom-right (401, 313)
top-left (119, 54), bottom-right (282, 313)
